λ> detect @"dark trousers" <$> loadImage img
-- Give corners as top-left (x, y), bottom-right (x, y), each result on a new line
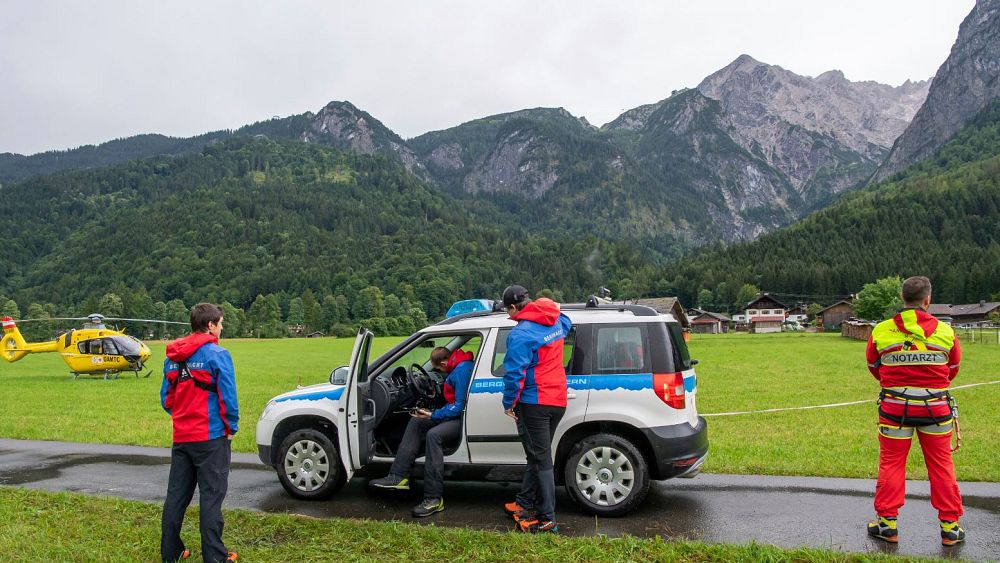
top-left (389, 416), bottom-right (462, 499)
top-left (161, 437), bottom-right (231, 563)
top-left (514, 403), bottom-right (565, 521)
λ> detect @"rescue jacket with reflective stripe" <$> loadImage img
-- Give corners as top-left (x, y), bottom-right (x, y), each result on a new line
top-left (866, 308), bottom-right (960, 389)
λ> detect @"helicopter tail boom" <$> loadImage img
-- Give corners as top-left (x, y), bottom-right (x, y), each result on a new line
top-left (1, 317), bottom-right (58, 362)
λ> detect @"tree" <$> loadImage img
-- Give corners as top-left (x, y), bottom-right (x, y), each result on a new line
top-left (165, 299), bottom-right (189, 338)
top-left (287, 297), bottom-right (305, 326)
top-left (806, 303), bottom-right (823, 321)
top-left (99, 293), bottom-right (124, 318)
top-left (302, 289), bottom-right (321, 332)
top-left (23, 303), bottom-right (51, 341)
top-left (854, 276), bottom-right (903, 321)
top-left (735, 284), bottom-right (760, 310)
top-left (354, 286), bottom-right (385, 320)
top-left (220, 301), bottom-right (245, 338)
top-left (320, 295), bottom-right (341, 332)
top-left (697, 289), bottom-right (713, 310)
top-left (1, 299), bottom-right (20, 319)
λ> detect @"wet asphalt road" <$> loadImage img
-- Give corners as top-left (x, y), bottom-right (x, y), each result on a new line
top-left (1, 439), bottom-right (998, 561)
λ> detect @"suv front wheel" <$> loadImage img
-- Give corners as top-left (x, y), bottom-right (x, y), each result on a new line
top-left (276, 428), bottom-right (345, 500)
top-left (563, 433), bottom-right (650, 517)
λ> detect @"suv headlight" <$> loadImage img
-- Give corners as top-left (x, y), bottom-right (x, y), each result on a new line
top-left (260, 400), bottom-right (276, 419)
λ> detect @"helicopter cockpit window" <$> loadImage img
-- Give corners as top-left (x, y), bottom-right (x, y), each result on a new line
top-left (101, 338), bottom-right (120, 356)
top-left (109, 336), bottom-right (142, 356)
top-left (80, 339), bottom-right (104, 355)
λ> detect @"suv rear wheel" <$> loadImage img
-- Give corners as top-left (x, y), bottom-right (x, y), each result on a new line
top-left (563, 433), bottom-right (649, 516)
top-left (276, 429), bottom-right (345, 500)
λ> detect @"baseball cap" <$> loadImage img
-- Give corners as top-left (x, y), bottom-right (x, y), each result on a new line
top-left (502, 285), bottom-right (530, 308)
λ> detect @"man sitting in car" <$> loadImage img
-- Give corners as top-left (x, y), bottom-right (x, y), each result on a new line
top-left (370, 346), bottom-right (473, 517)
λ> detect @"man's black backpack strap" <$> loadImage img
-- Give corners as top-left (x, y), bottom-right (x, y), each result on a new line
top-left (174, 361), bottom-right (218, 393)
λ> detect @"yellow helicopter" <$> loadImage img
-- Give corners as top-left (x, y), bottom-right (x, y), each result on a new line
top-left (1, 313), bottom-right (187, 379)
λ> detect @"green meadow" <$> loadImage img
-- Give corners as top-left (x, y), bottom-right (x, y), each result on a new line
top-left (1, 332), bottom-right (997, 481)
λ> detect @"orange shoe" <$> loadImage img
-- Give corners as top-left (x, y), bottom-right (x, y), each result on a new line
top-left (503, 501), bottom-right (524, 515)
top-left (226, 552), bottom-right (238, 561)
top-left (179, 550), bottom-right (191, 560)
top-left (518, 517), bottom-right (558, 533)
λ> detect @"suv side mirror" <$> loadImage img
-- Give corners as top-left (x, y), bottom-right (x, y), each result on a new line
top-left (330, 366), bottom-right (349, 385)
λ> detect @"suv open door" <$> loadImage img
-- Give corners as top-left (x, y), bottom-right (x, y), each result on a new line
top-left (337, 328), bottom-right (374, 480)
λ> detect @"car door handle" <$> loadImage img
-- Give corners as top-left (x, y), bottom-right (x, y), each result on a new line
top-left (567, 393), bottom-right (577, 400)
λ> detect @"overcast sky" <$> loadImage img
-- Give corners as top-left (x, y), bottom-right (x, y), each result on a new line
top-left (0, 0), bottom-right (977, 155)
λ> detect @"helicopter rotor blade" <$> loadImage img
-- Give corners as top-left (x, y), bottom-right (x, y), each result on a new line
top-left (10, 317), bottom-right (92, 323)
top-left (101, 317), bottom-right (189, 326)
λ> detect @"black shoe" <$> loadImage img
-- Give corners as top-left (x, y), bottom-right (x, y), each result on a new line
top-left (867, 516), bottom-right (898, 543)
top-left (370, 474), bottom-right (410, 490)
top-left (412, 497), bottom-right (444, 517)
top-left (940, 520), bottom-right (965, 546)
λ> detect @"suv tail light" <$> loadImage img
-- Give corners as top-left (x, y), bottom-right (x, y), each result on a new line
top-left (653, 372), bottom-right (685, 409)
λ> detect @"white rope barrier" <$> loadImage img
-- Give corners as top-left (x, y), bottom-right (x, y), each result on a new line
top-left (701, 379), bottom-right (1000, 417)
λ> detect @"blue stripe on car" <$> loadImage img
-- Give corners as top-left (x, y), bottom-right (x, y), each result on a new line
top-left (275, 387), bottom-right (344, 403)
top-left (470, 373), bottom-right (695, 394)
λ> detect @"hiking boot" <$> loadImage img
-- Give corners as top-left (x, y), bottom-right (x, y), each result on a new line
top-left (412, 497), bottom-right (444, 517)
top-left (503, 501), bottom-right (534, 521)
top-left (226, 552), bottom-right (238, 562)
top-left (518, 517), bottom-right (558, 533)
top-left (370, 474), bottom-right (410, 491)
top-left (867, 516), bottom-right (898, 543)
top-left (940, 520), bottom-right (965, 546)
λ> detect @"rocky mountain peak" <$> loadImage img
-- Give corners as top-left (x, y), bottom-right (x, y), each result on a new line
top-left (697, 55), bottom-right (929, 154)
top-left (873, 0), bottom-right (1000, 182)
top-left (303, 100), bottom-right (428, 179)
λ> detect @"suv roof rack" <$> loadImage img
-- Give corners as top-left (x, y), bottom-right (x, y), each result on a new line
top-left (562, 302), bottom-right (660, 316)
top-left (434, 301), bottom-right (661, 326)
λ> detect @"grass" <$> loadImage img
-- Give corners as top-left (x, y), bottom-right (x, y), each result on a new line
top-left (0, 487), bottom-right (943, 563)
top-left (689, 332), bottom-right (1000, 481)
top-left (1, 332), bottom-right (997, 481)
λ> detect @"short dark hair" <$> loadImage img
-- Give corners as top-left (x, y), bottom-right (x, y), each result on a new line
top-left (901, 276), bottom-right (932, 306)
top-left (430, 346), bottom-right (450, 365)
top-left (190, 303), bottom-right (224, 333)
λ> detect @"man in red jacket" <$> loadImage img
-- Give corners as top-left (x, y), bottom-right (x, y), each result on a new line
top-left (865, 276), bottom-right (964, 546)
top-left (160, 303), bottom-right (239, 562)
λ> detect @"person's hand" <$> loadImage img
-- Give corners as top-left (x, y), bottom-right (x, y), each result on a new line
top-left (412, 408), bottom-right (432, 419)
top-left (504, 408), bottom-right (517, 420)
top-left (227, 434), bottom-right (235, 441)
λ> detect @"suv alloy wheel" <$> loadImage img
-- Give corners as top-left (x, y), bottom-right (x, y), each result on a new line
top-left (563, 432), bottom-right (650, 517)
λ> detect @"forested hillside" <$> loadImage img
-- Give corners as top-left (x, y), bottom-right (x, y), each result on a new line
top-left (0, 138), bottom-right (653, 335)
top-left (662, 98), bottom-right (1000, 307)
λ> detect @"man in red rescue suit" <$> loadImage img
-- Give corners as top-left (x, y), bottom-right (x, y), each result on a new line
top-left (499, 285), bottom-right (573, 534)
top-left (370, 346), bottom-right (474, 517)
top-left (865, 276), bottom-right (964, 546)
top-left (160, 303), bottom-right (239, 562)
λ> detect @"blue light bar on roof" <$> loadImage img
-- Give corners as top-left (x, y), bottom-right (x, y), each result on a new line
top-left (446, 299), bottom-right (494, 318)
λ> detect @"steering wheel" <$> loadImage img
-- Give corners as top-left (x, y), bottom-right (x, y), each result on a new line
top-left (407, 363), bottom-right (438, 401)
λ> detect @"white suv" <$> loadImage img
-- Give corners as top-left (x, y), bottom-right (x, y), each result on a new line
top-left (256, 302), bottom-right (708, 516)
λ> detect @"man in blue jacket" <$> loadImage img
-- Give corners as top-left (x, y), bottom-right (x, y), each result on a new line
top-left (160, 303), bottom-right (239, 563)
top-left (371, 347), bottom-right (474, 517)
top-left (500, 285), bottom-right (572, 533)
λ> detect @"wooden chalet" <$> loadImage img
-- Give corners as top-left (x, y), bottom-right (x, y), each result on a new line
top-left (629, 297), bottom-right (690, 329)
top-left (928, 301), bottom-right (1000, 325)
top-left (744, 293), bottom-right (788, 334)
top-left (817, 300), bottom-right (854, 331)
top-left (690, 311), bottom-right (731, 334)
